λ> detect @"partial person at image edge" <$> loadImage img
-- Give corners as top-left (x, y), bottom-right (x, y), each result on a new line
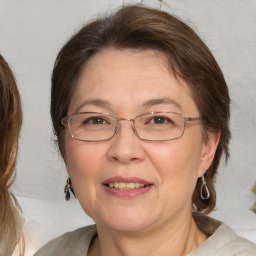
top-left (0, 53), bottom-right (24, 256)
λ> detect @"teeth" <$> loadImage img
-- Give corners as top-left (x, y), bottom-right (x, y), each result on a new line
top-left (108, 182), bottom-right (145, 190)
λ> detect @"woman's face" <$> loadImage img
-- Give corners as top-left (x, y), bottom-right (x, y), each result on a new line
top-left (65, 48), bottom-right (217, 233)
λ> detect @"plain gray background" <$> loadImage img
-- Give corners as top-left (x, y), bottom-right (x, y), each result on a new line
top-left (0, 0), bottom-right (255, 254)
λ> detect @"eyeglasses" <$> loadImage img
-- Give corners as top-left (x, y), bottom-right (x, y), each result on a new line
top-left (61, 111), bottom-right (204, 142)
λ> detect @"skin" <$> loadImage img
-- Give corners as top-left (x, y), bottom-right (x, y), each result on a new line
top-left (65, 48), bottom-right (219, 256)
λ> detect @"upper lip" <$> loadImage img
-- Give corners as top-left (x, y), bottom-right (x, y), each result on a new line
top-left (103, 176), bottom-right (152, 186)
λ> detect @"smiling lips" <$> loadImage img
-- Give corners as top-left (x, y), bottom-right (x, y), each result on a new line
top-left (103, 177), bottom-right (153, 198)
top-left (107, 182), bottom-right (145, 190)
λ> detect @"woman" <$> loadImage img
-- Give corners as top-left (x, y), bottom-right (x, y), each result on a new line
top-left (0, 53), bottom-right (24, 256)
top-left (35, 5), bottom-right (256, 256)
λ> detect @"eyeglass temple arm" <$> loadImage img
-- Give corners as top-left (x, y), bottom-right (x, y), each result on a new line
top-left (186, 116), bottom-right (205, 122)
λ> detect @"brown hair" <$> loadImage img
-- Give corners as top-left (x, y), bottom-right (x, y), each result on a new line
top-left (51, 5), bottom-right (230, 214)
top-left (0, 53), bottom-right (23, 255)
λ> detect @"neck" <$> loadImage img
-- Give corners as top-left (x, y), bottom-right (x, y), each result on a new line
top-left (88, 213), bottom-right (207, 256)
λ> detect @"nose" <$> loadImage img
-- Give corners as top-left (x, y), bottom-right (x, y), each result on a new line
top-left (106, 120), bottom-right (145, 164)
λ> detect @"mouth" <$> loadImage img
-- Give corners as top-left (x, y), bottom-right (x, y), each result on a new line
top-left (106, 182), bottom-right (147, 190)
top-left (102, 177), bottom-right (153, 198)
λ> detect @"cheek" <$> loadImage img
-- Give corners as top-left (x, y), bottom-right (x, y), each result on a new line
top-left (65, 134), bottom-right (105, 180)
top-left (147, 142), bottom-right (202, 210)
top-left (147, 132), bottom-right (203, 187)
top-left (64, 136), bottom-right (105, 215)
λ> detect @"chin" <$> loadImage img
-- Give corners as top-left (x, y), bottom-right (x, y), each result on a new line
top-left (101, 220), bottom-right (155, 233)
top-left (93, 208), bottom-right (160, 233)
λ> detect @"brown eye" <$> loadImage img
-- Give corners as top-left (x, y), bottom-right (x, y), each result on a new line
top-left (153, 116), bottom-right (167, 124)
top-left (91, 117), bottom-right (105, 124)
top-left (147, 116), bottom-right (174, 125)
top-left (83, 117), bottom-right (109, 125)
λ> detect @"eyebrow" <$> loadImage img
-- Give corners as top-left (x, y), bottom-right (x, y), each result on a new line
top-left (141, 97), bottom-right (182, 111)
top-left (75, 99), bottom-right (112, 113)
top-left (75, 97), bottom-right (182, 113)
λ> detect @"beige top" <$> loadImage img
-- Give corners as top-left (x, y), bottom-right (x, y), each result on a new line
top-left (34, 215), bottom-right (256, 256)
top-left (0, 206), bottom-right (24, 256)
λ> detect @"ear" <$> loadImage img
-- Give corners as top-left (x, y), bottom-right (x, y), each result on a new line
top-left (64, 152), bottom-right (70, 175)
top-left (198, 130), bottom-right (221, 177)
top-left (65, 160), bottom-right (70, 175)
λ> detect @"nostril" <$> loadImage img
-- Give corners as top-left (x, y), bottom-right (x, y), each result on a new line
top-left (112, 156), bottom-right (119, 162)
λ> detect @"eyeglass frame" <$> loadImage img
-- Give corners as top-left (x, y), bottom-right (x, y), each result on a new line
top-left (61, 111), bottom-right (204, 142)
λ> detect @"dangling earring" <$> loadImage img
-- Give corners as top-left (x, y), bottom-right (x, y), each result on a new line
top-left (64, 177), bottom-right (75, 201)
top-left (200, 175), bottom-right (210, 200)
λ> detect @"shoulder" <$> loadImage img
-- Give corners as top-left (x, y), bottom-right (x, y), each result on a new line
top-left (0, 206), bottom-right (24, 256)
top-left (211, 224), bottom-right (256, 255)
top-left (34, 225), bottom-right (97, 256)
top-left (191, 215), bottom-right (256, 256)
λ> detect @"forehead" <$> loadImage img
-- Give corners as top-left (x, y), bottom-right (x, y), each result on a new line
top-left (68, 48), bottom-right (198, 115)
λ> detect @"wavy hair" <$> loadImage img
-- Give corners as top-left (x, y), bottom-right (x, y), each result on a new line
top-left (0, 53), bottom-right (23, 255)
